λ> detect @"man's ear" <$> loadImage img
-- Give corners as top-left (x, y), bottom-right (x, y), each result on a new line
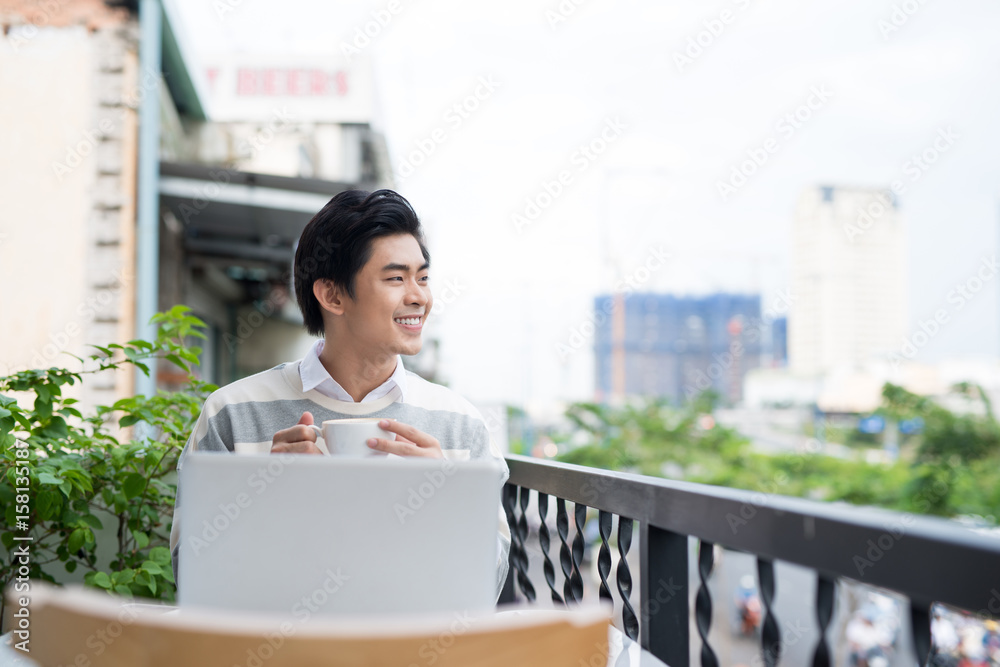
top-left (313, 279), bottom-right (347, 316)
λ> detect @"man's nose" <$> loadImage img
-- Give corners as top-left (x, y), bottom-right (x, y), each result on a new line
top-left (405, 278), bottom-right (428, 305)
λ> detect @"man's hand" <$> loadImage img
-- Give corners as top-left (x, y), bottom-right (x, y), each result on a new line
top-left (271, 412), bottom-right (325, 455)
top-left (367, 419), bottom-right (443, 459)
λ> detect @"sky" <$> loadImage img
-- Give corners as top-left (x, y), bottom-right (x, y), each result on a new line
top-left (174, 0), bottom-right (1000, 415)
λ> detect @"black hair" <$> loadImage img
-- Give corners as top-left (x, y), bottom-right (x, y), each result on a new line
top-left (293, 189), bottom-right (430, 336)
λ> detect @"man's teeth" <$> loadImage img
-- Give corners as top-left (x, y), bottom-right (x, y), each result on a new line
top-left (394, 317), bottom-right (421, 325)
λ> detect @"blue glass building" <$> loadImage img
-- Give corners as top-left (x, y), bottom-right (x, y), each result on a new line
top-left (594, 293), bottom-right (778, 404)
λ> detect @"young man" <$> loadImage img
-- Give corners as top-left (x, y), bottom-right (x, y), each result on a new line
top-left (169, 189), bottom-right (510, 599)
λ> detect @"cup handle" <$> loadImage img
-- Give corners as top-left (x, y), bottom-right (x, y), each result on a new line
top-left (306, 424), bottom-right (330, 455)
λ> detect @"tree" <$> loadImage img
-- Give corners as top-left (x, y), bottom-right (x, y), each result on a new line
top-left (556, 384), bottom-right (999, 522)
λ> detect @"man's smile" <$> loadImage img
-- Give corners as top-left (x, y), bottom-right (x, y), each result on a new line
top-left (393, 314), bottom-right (424, 331)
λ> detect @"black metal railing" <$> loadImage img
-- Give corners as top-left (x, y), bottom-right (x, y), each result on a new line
top-left (498, 454), bottom-right (1000, 667)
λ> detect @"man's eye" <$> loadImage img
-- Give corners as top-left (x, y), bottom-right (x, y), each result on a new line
top-left (388, 277), bottom-right (403, 281)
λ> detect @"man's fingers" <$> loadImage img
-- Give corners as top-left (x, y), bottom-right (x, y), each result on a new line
top-left (377, 419), bottom-right (430, 447)
top-left (274, 424), bottom-right (318, 445)
top-left (372, 420), bottom-right (443, 458)
top-left (271, 416), bottom-right (319, 456)
top-left (291, 424), bottom-right (318, 442)
top-left (271, 440), bottom-right (323, 455)
top-left (367, 436), bottom-right (441, 459)
top-left (366, 437), bottom-right (415, 456)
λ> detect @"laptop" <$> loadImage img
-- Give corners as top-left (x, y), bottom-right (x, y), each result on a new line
top-left (177, 453), bottom-right (505, 617)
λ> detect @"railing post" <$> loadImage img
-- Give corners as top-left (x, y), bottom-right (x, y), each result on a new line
top-left (640, 523), bottom-right (689, 667)
top-left (910, 602), bottom-right (932, 667)
top-left (515, 487), bottom-right (536, 601)
top-left (811, 574), bottom-right (836, 667)
top-left (498, 565), bottom-right (515, 605)
top-left (499, 484), bottom-right (518, 605)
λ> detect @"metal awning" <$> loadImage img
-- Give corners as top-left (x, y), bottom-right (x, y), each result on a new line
top-left (159, 161), bottom-right (372, 273)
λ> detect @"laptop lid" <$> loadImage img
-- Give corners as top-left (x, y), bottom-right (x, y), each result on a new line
top-left (177, 453), bottom-right (504, 617)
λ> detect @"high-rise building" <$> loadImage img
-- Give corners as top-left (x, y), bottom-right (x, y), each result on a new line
top-left (770, 317), bottom-right (788, 367)
top-left (594, 293), bottom-right (764, 404)
top-left (789, 186), bottom-right (907, 374)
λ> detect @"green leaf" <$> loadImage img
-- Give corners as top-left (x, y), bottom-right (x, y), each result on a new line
top-left (65, 561), bottom-right (77, 573)
top-left (141, 561), bottom-right (163, 576)
top-left (37, 489), bottom-right (59, 521)
top-left (67, 471), bottom-right (93, 495)
top-left (40, 416), bottom-right (69, 439)
top-left (81, 514), bottom-right (103, 530)
top-left (122, 473), bottom-right (146, 499)
top-left (38, 472), bottom-right (62, 485)
top-left (164, 354), bottom-right (187, 369)
top-left (113, 491), bottom-right (127, 514)
top-left (132, 530), bottom-right (149, 549)
top-left (68, 528), bottom-right (86, 554)
top-left (119, 415), bottom-right (141, 428)
top-left (34, 395), bottom-right (52, 420)
top-left (59, 480), bottom-right (72, 497)
top-left (144, 448), bottom-right (166, 471)
top-left (114, 585), bottom-right (133, 598)
top-left (35, 383), bottom-right (51, 403)
top-left (112, 570), bottom-right (135, 586)
top-left (149, 546), bottom-right (171, 565)
top-left (111, 447), bottom-right (127, 470)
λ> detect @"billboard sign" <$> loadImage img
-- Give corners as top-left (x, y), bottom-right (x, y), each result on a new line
top-left (200, 54), bottom-right (374, 123)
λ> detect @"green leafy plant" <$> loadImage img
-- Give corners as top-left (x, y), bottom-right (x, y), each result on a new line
top-left (0, 306), bottom-right (215, 606)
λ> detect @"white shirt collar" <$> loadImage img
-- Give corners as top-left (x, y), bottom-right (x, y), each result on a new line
top-left (299, 339), bottom-right (408, 403)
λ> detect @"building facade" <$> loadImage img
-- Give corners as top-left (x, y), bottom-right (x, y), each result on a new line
top-left (594, 293), bottom-right (764, 405)
top-left (789, 185), bottom-right (908, 374)
top-left (1, 0), bottom-right (151, 413)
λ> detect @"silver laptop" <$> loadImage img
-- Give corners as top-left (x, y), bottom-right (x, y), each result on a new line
top-left (177, 453), bottom-right (504, 616)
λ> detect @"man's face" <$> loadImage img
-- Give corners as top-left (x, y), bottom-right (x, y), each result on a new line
top-left (338, 233), bottom-right (432, 359)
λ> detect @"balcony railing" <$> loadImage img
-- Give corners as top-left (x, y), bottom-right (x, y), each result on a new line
top-left (498, 454), bottom-right (1000, 667)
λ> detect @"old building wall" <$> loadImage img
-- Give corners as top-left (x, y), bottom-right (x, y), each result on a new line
top-left (0, 2), bottom-right (140, 416)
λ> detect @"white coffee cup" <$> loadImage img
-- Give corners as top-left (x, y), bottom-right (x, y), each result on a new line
top-left (307, 418), bottom-right (396, 457)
